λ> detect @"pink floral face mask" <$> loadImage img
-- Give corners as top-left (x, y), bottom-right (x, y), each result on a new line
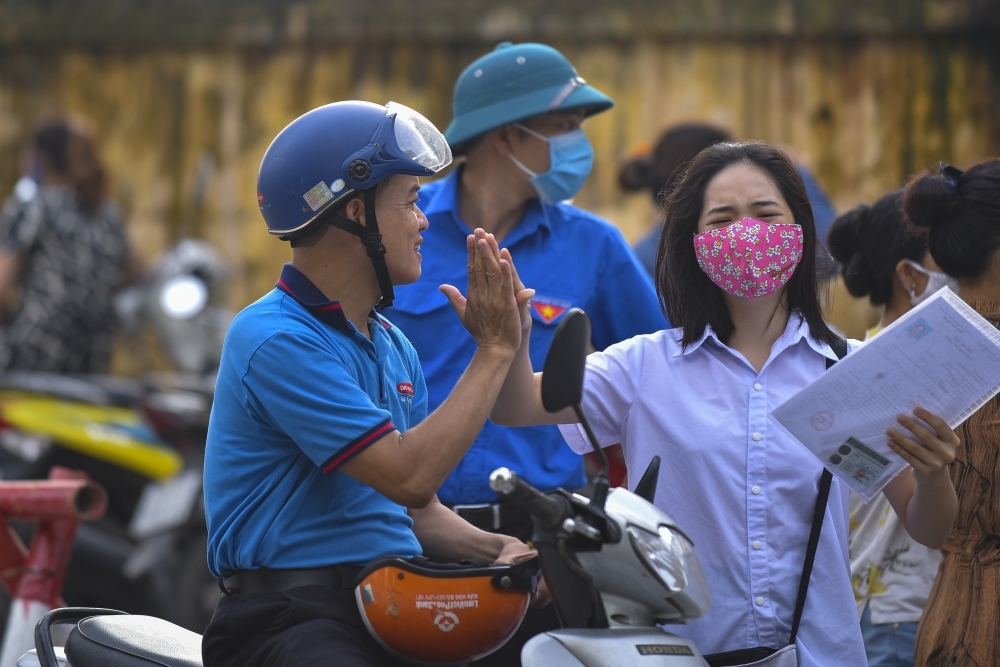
top-left (693, 218), bottom-right (804, 298)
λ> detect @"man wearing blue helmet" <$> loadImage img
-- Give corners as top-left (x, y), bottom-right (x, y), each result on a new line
top-left (202, 101), bottom-right (539, 666)
top-left (384, 43), bottom-right (667, 663)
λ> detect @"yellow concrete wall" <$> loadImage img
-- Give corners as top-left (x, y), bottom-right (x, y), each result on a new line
top-left (1, 39), bottom-right (998, 336)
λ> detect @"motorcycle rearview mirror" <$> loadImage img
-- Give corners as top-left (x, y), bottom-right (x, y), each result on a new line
top-left (633, 455), bottom-right (661, 504)
top-left (540, 309), bottom-right (610, 509)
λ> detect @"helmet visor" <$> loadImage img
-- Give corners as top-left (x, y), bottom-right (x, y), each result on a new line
top-left (387, 101), bottom-right (453, 173)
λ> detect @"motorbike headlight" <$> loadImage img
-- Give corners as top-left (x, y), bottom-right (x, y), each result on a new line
top-left (159, 275), bottom-right (208, 320)
top-left (628, 525), bottom-right (687, 592)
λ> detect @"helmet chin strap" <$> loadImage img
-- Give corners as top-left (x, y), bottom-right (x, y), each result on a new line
top-left (324, 186), bottom-right (395, 309)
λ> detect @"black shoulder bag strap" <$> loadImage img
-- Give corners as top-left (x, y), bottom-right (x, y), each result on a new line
top-left (787, 336), bottom-right (848, 645)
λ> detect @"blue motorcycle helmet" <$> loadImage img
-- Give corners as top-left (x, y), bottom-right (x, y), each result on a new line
top-left (257, 100), bottom-right (452, 307)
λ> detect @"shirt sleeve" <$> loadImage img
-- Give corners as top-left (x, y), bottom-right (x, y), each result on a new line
top-left (0, 195), bottom-right (43, 256)
top-left (590, 226), bottom-right (669, 350)
top-left (243, 332), bottom-right (397, 474)
top-left (558, 336), bottom-right (645, 455)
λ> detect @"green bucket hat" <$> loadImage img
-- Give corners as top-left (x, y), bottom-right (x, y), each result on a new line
top-left (445, 42), bottom-right (614, 150)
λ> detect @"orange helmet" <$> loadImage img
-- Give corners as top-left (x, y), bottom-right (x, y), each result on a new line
top-left (355, 556), bottom-right (538, 665)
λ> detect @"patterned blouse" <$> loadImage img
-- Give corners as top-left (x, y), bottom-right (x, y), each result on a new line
top-left (0, 185), bottom-right (130, 373)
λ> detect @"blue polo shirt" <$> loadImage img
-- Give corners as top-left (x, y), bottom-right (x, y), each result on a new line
top-left (204, 264), bottom-right (425, 577)
top-left (385, 168), bottom-right (667, 504)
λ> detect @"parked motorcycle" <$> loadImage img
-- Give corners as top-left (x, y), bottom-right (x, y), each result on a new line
top-left (18, 308), bottom-right (710, 667)
top-left (0, 240), bottom-right (231, 635)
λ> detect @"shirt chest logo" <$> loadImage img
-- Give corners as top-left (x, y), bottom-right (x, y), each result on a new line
top-left (531, 296), bottom-right (571, 325)
top-left (397, 382), bottom-right (414, 398)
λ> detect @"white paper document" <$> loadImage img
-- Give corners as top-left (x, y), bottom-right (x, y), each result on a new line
top-left (771, 288), bottom-right (1000, 501)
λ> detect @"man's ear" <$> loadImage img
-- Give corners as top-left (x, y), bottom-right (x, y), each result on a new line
top-left (491, 126), bottom-right (516, 157)
top-left (341, 196), bottom-right (366, 227)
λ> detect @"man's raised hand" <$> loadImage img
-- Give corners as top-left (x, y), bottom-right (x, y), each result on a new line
top-left (440, 229), bottom-right (534, 354)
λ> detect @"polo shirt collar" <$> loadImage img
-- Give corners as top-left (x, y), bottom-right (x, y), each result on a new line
top-left (422, 168), bottom-right (553, 243)
top-left (276, 263), bottom-right (389, 334)
top-left (673, 312), bottom-right (838, 362)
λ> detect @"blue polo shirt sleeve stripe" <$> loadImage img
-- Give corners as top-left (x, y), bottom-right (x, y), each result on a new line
top-left (321, 418), bottom-right (395, 474)
top-left (243, 331), bottom-right (397, 472)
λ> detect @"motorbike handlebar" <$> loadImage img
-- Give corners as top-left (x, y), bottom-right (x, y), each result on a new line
top-left (489, 467), bottom-right (567, 529)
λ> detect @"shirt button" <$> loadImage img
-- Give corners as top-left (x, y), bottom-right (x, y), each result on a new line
top-left (753, 540), bottom-right (762, 550)
top-left (753, 383), bottom-right (763, 391)
top-left (752, 432), bottom-right (762, 441)
top-left (756, 597), bottom-right (765, 606)
top-left (752, 486), bottom-right (761, 495)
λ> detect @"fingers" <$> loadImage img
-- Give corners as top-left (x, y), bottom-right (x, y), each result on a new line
top-left (476, 237), bottom-right (503, 288)
top-left (886, 407), bottom-right (957, 476)
top-left (500, 247), bottom-right (525, 292)
top-left (887, 430), bottom-right (936, 475)
top-left (439, 285), bottom-right (467, 319)
top-left (465, 234), bottom-right (479, 297)
top-left (499, 257), bottom-right (513, 296)
top-left (912, 407), bottom-right (960, 445)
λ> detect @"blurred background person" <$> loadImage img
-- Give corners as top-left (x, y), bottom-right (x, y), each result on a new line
top-left (904, 160), bottom-right (1000, 667)
top-left (827, 189), bottom-right (953, 667)
top-left (0, 117), bottom-right (138, 374)
top-left (620, 124), bottom-right (838, 277)
top-left (619, 123), bottom-right (732, 275)
top-left (384, 42), bottom-right (665, 665)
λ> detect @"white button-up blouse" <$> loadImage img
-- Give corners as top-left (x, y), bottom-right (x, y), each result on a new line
top-left (559, 316), bottom-right (867, 666)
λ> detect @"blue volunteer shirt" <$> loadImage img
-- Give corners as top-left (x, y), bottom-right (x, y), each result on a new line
top-left (204, 264), bottom-right (426, 577)
top-left (385, 168), bottom-right (667, 504)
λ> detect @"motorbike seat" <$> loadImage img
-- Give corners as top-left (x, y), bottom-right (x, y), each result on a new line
top-left (64, 615), bottom-right (202, 667)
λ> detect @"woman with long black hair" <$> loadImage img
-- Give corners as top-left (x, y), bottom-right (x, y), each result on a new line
top-left (491, 142), bottom-right (959, 665)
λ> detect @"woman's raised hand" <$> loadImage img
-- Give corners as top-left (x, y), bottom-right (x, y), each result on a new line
top-left (887, 407), bottom-right (959, 480)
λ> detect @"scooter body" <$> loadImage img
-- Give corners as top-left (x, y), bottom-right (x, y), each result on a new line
top-left (497, 480), bottom-right (710, 667)
top-left (523, 629), bottom-right (703, 667)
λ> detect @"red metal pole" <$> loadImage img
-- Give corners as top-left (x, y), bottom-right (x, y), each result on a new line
top-left (0, 480), bottom-right (107, 521)
top-left (0, 514), bottom-right (27, 597)
top-left (0, 467), bottom-right (107, 667)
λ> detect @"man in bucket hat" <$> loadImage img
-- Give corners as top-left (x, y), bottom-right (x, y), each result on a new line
top-left (385, 42), bottom-right (666, 664)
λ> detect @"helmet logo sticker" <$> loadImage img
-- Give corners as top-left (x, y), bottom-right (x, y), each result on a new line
top-left (331, 178), bottom-right (346, 193)
top-left (303, 180), bottom-right (334, 211)
top-left (433, 612), bottom-right (460, 632)
top-left (257, 192), bottom-right (265, 204)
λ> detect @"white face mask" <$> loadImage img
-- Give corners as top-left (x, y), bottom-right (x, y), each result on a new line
top-left (904, 259), bottom-right (959, 305)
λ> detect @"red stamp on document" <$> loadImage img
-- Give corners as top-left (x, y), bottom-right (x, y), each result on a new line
top-left (809, 410), bottom-right (835, 431)
top-left (397, 382), bottom-right (414, 397)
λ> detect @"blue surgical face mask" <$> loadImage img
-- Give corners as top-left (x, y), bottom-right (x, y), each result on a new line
top-left (508, 124), bottom-right (594, 204)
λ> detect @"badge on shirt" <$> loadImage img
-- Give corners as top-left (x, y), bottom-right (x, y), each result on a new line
top-left (397, 382), bottom-right (414, 401)
top-left (531, 296), bottom-right (571, 325)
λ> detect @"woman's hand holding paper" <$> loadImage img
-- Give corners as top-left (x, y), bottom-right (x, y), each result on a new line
top-left (886, 407), bottom-right (958, 479)
top-left (883, 406), bottom-right (959, 548)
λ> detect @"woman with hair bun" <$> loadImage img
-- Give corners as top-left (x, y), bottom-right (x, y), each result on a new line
top-left (827, 190), bottom-right (955, 667)
top-left (904, 160), bottom-right (1000, 667)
